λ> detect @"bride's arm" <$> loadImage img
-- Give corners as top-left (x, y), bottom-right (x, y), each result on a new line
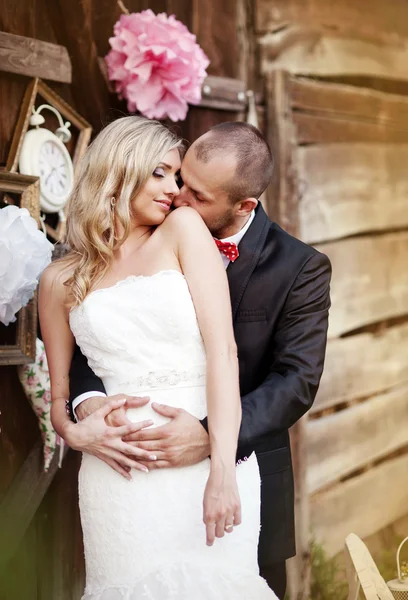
top-left (38, 265), bottom-right (155, 477)
top-left (165, 207), bottom-right (242, 545)
top-left (38, 264), bottom-right (77, 439)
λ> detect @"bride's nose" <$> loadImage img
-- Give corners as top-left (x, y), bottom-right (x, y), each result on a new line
top-left (165, 177), bottom-right (180, 198)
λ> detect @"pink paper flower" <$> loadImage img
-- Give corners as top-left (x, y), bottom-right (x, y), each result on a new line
top-left (105, 10), bottom-right (210, 121)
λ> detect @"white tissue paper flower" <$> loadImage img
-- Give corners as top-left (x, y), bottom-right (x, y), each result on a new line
top-left (0, 205), bottom-right (53, 325)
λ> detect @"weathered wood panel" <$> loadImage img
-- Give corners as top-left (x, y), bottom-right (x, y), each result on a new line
top-left (0, 519), bottom-right (38, 599)
top-left (0, 31), bottom-right (71, 83)
top-left (255, 0), bottom-right (408, 42)
top-left (36, 451), bottom-right (84, 599)
top-left (290, 78), bottom-right (408, 126)
top-left (318, 232), bottom-right (408, 338)
top-left (307, 384), bottom-right (408, 493)
top-left (259, 31), bottom-right (408, 83)
top-left (310, 453), bottom-right (408, 557)
top-left (45, 2), bottom-right (113, 132)
top-left (192, 0), bottom-right (238, 79)
top-left (314, 324), bottom-right (408, 412)
top-left (297, 144), bottom-right (408, 244)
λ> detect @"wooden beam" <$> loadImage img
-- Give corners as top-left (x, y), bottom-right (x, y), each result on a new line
top-left (0, 440), bottom-right (66, 574)
top-left (307, 384), bottom-right (408, 493)
top-left (5, 78), bottom-right (39, 172)
top-left (0, 31), bottom-right (71, 83)
top-left (267, 70), bottom-right (310, 599)
top-left (317, 232), bottom-right (408, 338)
top-left (287, 416), bottom-right (311, 600)
top-left (259, 29), bottom-right (408, 84)
top-left (314, 324), bottom-right (408, 412)
top-left (310, 452), bottom-right (408, 557)
top-left (297, 144), bottom-right (408, 244)
top-left (265, 70), bottom-right (298, 230)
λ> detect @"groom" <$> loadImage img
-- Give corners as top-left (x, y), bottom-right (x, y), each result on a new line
top-left (69, 122), bottom-right (331, 599)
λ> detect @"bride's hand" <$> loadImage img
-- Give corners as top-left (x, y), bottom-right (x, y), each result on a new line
top-left (62, 398), bottom-right (157, 480)
top-left (203, 467), bottom-right (242, 546)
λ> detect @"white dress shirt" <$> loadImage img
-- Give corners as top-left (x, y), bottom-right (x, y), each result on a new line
top-left (72, 211), bottom-right (256, 419)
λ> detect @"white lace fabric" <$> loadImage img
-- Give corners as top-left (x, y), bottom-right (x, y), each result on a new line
top-left (69, 270), bottom-right (277, 600)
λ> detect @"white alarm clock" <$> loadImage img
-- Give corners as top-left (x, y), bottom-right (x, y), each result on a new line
top-left (19, 104), bottom-right (74, 214)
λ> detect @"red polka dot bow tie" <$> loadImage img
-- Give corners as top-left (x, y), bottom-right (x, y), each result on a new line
top-left (214, 239), bottom-right (239, 263)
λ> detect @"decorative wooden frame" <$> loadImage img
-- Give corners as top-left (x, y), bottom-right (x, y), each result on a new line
top-left (6, 78), bottom-right (92, 241)
top-left (0, 171), bottom-right (41, 365)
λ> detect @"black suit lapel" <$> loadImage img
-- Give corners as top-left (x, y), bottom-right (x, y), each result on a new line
top-left (227, 204), bottom-right (270, 320)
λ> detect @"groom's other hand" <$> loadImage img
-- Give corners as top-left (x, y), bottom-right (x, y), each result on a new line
top-left (76, 394), bottom-right (150, 425)
top-left (76, 395), bottom-right (108, 421)
top-left (123, 403), bottom-right (210, 469)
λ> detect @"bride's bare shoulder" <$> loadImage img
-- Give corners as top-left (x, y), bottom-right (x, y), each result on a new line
top-left (160, 206), bottom-right (207, 237)
top-left (40, 255), bottom-right (75, 298)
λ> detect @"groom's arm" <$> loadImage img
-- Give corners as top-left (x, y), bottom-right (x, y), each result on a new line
top-left (237, 251), bottom-right (331, 447)
top-left (68, 345), bottom-right (107, 420)
top-left (199, 252), bottom-right (330, 453)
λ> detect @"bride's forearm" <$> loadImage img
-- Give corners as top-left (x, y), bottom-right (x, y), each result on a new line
top-left (206, 346), bottom-right (241, 470)
top-left (51, 397), bottom-right (76, 442)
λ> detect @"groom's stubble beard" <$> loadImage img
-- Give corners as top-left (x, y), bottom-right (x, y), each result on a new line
top-left (206, 205), bottom-right (237, 239)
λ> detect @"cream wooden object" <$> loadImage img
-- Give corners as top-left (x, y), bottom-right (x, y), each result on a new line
top-left (345, 533), bottom-right (394, 600)
top-left (387, 536), bottom-right (408, 598)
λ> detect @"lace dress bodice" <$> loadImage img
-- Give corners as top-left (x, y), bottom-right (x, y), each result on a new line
top-left (69, 270), bottom-right (207, 396)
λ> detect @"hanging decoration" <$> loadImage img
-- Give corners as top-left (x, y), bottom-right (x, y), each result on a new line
top-left (0, 205), bottom-right (53, 326)
top-left (105, 8), bottom-right (209, 122)
top-left (18, 338), bottom-right (62, 471)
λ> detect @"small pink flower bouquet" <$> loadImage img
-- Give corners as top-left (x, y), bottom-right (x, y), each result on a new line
top-left (105, 9), bottom-right (210, 122)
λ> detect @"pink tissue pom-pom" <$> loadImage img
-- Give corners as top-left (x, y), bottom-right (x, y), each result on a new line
top-left (105, 10), bottom-right (210, 122)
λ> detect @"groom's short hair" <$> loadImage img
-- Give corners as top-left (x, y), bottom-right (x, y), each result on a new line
top-left (193, 122), bottom-right (274, 202)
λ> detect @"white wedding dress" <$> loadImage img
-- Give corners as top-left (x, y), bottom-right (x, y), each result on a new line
top-left (69, 269), bottom-right (277, 600)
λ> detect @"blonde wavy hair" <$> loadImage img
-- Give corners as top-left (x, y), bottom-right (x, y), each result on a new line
top-left (62, 116), bottom-right (182, 306)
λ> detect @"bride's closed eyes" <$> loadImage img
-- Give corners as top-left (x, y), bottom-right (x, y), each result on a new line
top-left (153, 166), bottom-right (181, 184)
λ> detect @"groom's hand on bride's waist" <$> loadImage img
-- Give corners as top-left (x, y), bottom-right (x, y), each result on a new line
top-left (75, 394), bottom-right (150, 423)
top-left (123, 403), bottom-right (211, 469)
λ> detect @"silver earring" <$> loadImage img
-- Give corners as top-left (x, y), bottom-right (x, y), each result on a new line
top-left (111, 197), bottom-right (117, 210)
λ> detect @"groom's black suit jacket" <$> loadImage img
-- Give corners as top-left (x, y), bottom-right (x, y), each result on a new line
top-left (69, 204), bottom-right (331, 566)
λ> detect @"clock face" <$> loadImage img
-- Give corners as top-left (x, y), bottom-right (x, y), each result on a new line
top-left (39, 139), bottom-right (71, 199)
top-left (19, 127), bottom-right (75, 213)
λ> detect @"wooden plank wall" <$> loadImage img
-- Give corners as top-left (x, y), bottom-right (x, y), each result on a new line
top-left (258, 3), bottom-right (408, 581)
top-left (0, 1), bottom-right (240, 599)
top-left (266, 71), bottom-right (408, 562)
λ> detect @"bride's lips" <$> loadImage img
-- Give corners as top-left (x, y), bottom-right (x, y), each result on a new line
top-left (154, 199), bottom-right (172, 211)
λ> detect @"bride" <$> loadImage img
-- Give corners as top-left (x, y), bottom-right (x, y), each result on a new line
top-left (39, 116), bottom-right (276, 599)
